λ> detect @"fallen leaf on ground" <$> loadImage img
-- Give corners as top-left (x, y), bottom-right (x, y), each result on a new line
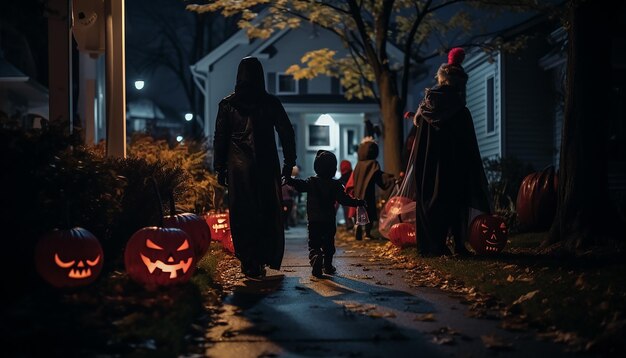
top-left (512, 290), bottom-right (539, 305)
top-left (481, 335), bottom-right (513, 350)
top-left (414, 313), bottom-right (436, 322)
top-left (432, 336), bottom-right (455, 345)
top-left (506, 275), bottom-right (514, 282)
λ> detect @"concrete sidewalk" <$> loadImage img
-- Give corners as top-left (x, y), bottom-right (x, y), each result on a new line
top-left (202, 226), bottom-right (570, 357)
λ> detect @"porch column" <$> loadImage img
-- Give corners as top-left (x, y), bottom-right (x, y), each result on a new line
top-left (48, 0), bottom-right (72, 129)
top-left (104, 0), bottom-right (126, 158)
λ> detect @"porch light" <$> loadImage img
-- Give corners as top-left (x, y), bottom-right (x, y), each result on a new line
top-left (315, 114), bottom-right (335, 126)
top-left (185, 113), bottom-right (193, 121)
top-left (134, 80), bottom-right (144, 90)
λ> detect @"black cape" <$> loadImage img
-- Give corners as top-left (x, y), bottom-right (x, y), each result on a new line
top-left (214, 57), bottom-right (296, 269)
top-left (413, 85), bottom-right (491, 255)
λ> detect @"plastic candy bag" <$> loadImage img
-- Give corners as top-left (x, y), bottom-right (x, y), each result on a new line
top-left (355, 206), bottom-right (370, 225)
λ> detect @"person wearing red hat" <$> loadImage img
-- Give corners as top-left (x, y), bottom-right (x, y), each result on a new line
top-left (412, 47), bottom-right (491, 256)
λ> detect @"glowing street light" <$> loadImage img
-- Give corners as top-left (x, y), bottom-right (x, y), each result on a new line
top-left (134, 80), bottom-right (145, 90)
top-left (185, 113), bottom-right (193, 121)
top-left (176, 135), bottom-right (183, 142)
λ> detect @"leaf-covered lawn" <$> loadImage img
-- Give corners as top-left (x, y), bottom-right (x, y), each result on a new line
top-left (337, 228), bottom-right (625, 355)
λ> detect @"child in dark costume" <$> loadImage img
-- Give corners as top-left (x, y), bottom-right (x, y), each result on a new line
top-left (286, 150), bottom-right (366, 277)
top-left (349, 138), bottom-right (396, 240)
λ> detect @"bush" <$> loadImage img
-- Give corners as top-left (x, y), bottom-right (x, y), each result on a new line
top-left (482, 156), bottom-right (534, 233)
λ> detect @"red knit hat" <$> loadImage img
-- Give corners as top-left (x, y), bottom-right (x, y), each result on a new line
top-left (340, 160), bottom-right (352, 175)
top-left (437, 47), bottom-right (468, 88)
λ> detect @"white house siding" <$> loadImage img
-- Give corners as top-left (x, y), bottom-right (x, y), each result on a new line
top-left (465, 52), bottom-right (502, 160)
top-left (503, 38), bottom-right (554, 171)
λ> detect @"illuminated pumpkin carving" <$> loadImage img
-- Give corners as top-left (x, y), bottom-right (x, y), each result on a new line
top-left (34, 227), bottom-right (104, 288)
top-left (124, 227), bottom-right (196, 287)
top-left (205, 210), bottom-right (230, 242)
top-left (388, 223), bottom-right (416, 248)
top-left (516, 166), bottom-right (558, 231)
top-left (164, 212), bottom-right (211, 258)
top-left (469, 215), bottom-right (508, 254)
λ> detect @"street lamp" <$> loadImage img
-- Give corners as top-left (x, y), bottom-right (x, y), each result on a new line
top-left (134, 80), bottom-right (144, 90)
top-left (185, 113), bottom-right (193, 121)
top-left (176, 135), bottom-right (183, 142)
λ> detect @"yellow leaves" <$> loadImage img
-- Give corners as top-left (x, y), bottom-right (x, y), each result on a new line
top-left (285, 49), bottom-right (337, 80)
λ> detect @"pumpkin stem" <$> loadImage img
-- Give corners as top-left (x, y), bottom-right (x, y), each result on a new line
top-left (169, 191), bottom-right (176, 217)
top-left (150, 177), bottom-right (164, 227)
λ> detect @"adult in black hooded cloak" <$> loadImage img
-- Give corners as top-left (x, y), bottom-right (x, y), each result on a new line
top-left (214, 57), bottom-right (296, 277)
top-left (413, 48), bottom-right (491, 256)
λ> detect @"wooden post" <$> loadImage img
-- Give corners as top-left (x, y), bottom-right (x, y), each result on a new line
top-left (104, 0), bottom-right (126, 158)
top-left (48, 0), bottom-right (72, 130)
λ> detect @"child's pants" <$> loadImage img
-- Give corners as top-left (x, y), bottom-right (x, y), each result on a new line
top-left (307, 221), bottom-right (336, 266)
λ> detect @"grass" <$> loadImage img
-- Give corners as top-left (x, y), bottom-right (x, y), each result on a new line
top-left (403, 232), bottom-right (626, 352)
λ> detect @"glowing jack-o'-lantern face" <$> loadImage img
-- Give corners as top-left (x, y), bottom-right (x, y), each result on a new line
top-left (469, 215), bottom-right (508, 254)
top-left (35, 227), bottom-right (104, 288)
top-left (124, 227), bottom-right (196, 287)
top-left (205, 211), bottom-right (230, 242)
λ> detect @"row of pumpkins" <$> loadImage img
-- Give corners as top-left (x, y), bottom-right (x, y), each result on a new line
top-left (35, 210), bottom-right (233, 289)
top-left (383, 166), bottom-right (558, 252)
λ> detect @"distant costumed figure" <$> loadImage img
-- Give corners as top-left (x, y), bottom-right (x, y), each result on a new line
top-left (347, 137), bottom-right (396, 240)
top-left (412, 48), bottom-right (491, 256)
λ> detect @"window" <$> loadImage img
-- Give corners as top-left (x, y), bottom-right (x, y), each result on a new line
top-left (277, 73), bottom-right (298, 94)
top-left (486, 77), bottom-right (495, 133)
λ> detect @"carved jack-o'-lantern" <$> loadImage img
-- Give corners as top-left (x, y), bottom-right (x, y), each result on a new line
top-left (124, 227), bottom-right (196, 287)
top-left (35, 227), bottom-right (104, 288)
top-left (205, 211), bottom-right (230, 242)
top-left (388, 222), bottom-right (417, 248)
top-left (516, 166), bottom-right (558, 231)
top-left (164, 212), bottom-right (211, 258)
top-left (469, 215), bottom-right (508, 254)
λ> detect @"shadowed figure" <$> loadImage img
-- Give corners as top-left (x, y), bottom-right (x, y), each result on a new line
top-left (287, 151), bottom-right (365, 277)
top-left (214, 56), bottom-right (297, 278)
top-left (412, 48), bottom-right (491, 256)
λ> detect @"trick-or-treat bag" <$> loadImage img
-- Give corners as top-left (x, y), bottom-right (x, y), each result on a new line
top-left (355, 206), bottom-right (370, 226)
top-left (379, 135), bottom-right (417, 239)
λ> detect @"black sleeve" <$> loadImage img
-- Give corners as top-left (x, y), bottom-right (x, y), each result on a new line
top-left (213, 101), bottom-right (230, 174)
top-left (272, 96), bottom-right (297, 167)
top-left (335, 181), bottom-right (362, 207)
top-left (288, 178), bottom-right (309, 193)
top-left (375, 170), bottom-right (396, 190)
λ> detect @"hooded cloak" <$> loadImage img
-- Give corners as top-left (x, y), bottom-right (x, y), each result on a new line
top-left (351, 140), bottom-right (395, 221)
top-left (213, 57), bottom-right (296, 270)
top-left (413, 84), bottom-right (491, 255)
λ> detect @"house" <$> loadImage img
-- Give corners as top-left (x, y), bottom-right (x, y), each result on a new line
top-left (463, 18), bottom-right (564, 171)
top-left (190, 20), bottom-right (417, 178)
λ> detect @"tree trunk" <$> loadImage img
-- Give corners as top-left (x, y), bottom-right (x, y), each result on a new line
top-left (379, 70), bottom-right (403, 175)
top-left (548, 1), bottom-right (624, 250)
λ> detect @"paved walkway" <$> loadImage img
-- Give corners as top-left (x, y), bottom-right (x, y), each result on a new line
top-left (203, 226), bottom-right (569, 357)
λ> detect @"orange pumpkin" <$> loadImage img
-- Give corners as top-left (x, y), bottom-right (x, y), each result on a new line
top-left (124, 227), bottom-right (196, 287)
top-left (516, 166), bottom-right (558, 231)
top-left (469, 215), bottom-right (508, 254)
top-left (35, 227), bottom-right (103, 288)
top-left (388, 222), bottom-right (416, 248)
top-left (164, 212), bottom-right (211, 258)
